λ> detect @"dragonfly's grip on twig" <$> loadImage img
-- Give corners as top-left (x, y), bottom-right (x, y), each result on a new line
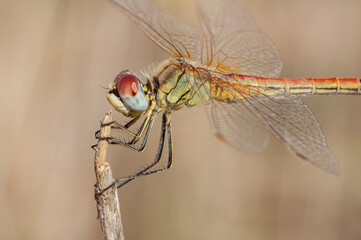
top-left (94, 110), bottom-right (125, 240)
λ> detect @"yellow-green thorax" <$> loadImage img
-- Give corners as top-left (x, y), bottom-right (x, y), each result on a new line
top-left (153, 59), bottom-right (210, 111)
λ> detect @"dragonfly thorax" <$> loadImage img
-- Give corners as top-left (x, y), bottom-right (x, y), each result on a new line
top-left (152, 58), bottom-right (211, 112)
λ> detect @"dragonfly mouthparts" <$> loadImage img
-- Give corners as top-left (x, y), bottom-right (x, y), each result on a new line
top-left (110, 89), bottom-right (120, 98)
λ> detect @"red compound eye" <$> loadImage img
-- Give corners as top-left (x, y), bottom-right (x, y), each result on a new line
top-left (114, 72), bottom-right (139, 97)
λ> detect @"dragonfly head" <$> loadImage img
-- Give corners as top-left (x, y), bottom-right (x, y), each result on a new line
top-left (107, 70), bottom-right (149, 118)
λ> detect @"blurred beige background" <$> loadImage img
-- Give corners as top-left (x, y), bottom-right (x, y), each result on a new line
top-left (1, 0), bottom-right (361, 239)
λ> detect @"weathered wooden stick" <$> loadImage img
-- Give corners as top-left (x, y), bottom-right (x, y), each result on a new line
top-left (94, 110), bottom-right (125, 240)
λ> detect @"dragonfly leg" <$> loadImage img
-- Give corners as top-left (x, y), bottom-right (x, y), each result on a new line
top-left (124, 110), bottom-right (157, 145)
top-left (99, 114), bottom-right (155, 153)
top-left (95, 110), bottom-right (154, 142)
top-left (94, 109), bottom-right (156, 150)
top-left (126, 113), bottom-right (173, 180)
top-left (116, 113), bottom-right (173, 188)
top-left (104, 116), bottom-right (139, 136)
top-left (110, 117), bottom-right (142, 145)
top-left (98, 113), bottom-right (172, 193)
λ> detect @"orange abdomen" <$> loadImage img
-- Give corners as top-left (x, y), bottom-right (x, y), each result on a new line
top-left (210, 75), bottom-right (360, 103)
top-left (236, 75), bottom-right (361, 96)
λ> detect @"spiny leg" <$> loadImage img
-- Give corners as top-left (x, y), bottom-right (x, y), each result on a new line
top-left (124, 116), bottom-right (140, 129)
top-left (108, 116), bottom-right (140, 131)
top-left (99, 108), bottom-right (155, 153)
top-left (95, 110), bottom-right (154, 142)
top-left (130, 112), bottom-right (173, 179)
top-left (95, 109), bottom-right (156, 149)
top-left (111, 116), bottom-right (146, 145)
top-left (107, 116), bottom-right (154, 152)
top-left (125, 110), bottom-right (157, 145)
top-left (116, 113), bottom-right (173, 188)
top-left (111, 113), bottom-right (152, 139)
top-left (99, 113), bottom-right (169, 193)
top-left (93, 117), bottom-right (140, 149)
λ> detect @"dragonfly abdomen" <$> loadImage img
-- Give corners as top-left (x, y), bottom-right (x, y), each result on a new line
top-left (286, 77), bottom-right (361, 95)
top-left (232, 75), bottom-right (361, 96)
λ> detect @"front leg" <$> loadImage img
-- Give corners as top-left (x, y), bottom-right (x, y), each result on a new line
top-left (94, 109), bottom-right (156, 148)
top-left (98, 113), bottom-right (172, 193)
top-left (107, 117), bottom-right (155, 152)
top-left (110, 109), bottom-right (155, 139)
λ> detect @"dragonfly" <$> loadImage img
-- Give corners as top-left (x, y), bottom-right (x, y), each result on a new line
top-left (99, 0), bottom-right (361, 192)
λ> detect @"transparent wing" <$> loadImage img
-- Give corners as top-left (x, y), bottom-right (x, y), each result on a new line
top-left (195, 0), bottom-right (283, 77)
top-left (205, 100), bottom-right (269, 153)
top-left (250, 94), bottom-right (339, 174)
top-left (110, 0), bottom-right (201, 59)
top-left (211, 76), bottom-right (340, 174)
top-left (189, 68), bottom-right (270, 154)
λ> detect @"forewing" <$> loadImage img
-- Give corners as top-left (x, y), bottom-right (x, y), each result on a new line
top-left (195, 0), bottom-right (283, 77)
top-left (110, 0), bottom-right (201, 59)
top-left (206, 100), bottom-right (270, 154)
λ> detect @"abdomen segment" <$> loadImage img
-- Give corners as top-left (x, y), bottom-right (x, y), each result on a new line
top-left (285, 77), bottom-right (361, 95)
top-left (236, 75), bottom-right (361, 96)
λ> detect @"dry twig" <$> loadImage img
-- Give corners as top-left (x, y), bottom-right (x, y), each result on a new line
top-left (94, 110), bottom-right (125, 240)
